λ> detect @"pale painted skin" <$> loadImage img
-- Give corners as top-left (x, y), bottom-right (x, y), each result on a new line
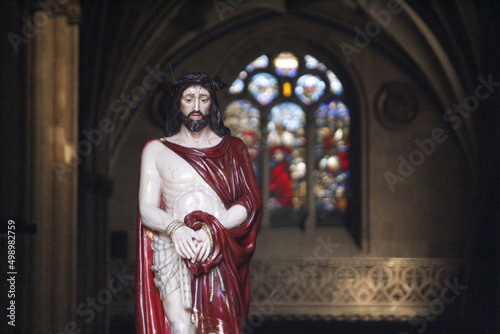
top-left (139, 85), bottom-right (247, 333)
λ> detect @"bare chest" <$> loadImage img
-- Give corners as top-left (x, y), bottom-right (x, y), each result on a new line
top-left (155, 149), bottom-right (224, 217)
top-left (156, 150), bottom-right (200, 184)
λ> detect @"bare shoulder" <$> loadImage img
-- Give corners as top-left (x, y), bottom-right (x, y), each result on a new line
top-left (142, 138), bottom-right (169, 157)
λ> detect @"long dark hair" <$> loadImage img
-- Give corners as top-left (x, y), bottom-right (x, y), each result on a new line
top-left (164, 72), bottom-right (230, 137)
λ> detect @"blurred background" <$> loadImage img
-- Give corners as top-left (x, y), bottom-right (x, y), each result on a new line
top-left (1, 0), bottom-right (498, 333)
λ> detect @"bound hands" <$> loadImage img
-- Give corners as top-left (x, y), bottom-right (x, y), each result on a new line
top-left (171, 225), bottom-right (211, 263)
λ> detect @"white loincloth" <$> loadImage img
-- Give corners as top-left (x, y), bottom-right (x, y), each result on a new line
top-left (151, 234), bottom-right (192, 309)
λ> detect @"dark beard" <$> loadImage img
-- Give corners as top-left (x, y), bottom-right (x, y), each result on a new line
top-left (182, 111), bottom-right (209, 132)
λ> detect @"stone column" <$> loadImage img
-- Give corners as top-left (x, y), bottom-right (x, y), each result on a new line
top-left (27, 2), bottom-right (80, 332)
top-left (304, 108), bottom-right (316, 233)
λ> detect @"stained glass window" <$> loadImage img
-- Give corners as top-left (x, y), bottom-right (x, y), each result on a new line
top-left (248, 73), bottom-right (279, 106)
top-left (314, 100), bottom-right (350, 225)
top-left (295, 74), bottom-right (326, 105)
top-left (305, 54), bottom-right (327, 71)
top-left (327, 70), bottom-right (344, 95)
top-left (273, 52), bottom-right (299, 77)
top-left (267, 102), bottom-right (306, 225)
top-left (228, 71), bottom-right (247, 94)
top-left (225, 52), bottom-right (351, 227)
top-left (222, 99), bottom-right (261, 180)
top-left (246, 55), bottom-right (269, 72)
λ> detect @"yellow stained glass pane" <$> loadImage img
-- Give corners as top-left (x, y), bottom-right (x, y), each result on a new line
top-left (283, 82), bottom-right (292, 97)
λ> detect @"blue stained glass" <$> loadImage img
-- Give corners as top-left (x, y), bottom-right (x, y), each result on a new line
top-left (246, 55), bottom-right (269, 73)
top-left (327, 70), bottom-right (344, 95)
top-left (315, 100), bottom-right (349, 123)
top-left (229, 78), bottom-right (244, 94)
top-left (267, 102), bottom-right (306, 214)
top-left (314, 100), bottom-right (350, 225)
top-left (229, 71), bottom-right (248, 94)
top-left (268, 102), bottom-right (305, 135)
top-left (294, 74), bottom-right (326, 105)
top-left (248, 73), bottom-right (279, 106)
top-left (304, 55), bottom-right (327, 72)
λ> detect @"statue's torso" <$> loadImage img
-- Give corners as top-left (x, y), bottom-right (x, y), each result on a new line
top-left (156, 147), bottom-right (225, 235)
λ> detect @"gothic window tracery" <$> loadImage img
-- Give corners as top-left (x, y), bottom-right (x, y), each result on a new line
top-left (223, 51), bottom-right (351, 227)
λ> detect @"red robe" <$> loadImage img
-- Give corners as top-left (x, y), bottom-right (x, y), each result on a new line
top-left (136, 136), bottom-right (262, 334)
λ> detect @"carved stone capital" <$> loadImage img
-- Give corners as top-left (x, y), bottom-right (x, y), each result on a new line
top-left (32, 0), bottom-right (81, 24)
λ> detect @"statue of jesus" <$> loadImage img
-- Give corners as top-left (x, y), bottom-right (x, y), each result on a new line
top-left (136, 72), bottom-right (262, 334)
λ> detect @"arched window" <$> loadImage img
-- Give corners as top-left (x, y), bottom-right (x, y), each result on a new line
top-left (223, 52), bottom-right (351, 228)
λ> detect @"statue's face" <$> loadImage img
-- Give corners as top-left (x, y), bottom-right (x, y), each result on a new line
top-left (179, 85), bottom-right (211, 132)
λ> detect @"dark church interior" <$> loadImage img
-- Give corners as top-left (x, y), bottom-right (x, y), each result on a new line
top-left (1, 0), bottom-right (499, 333)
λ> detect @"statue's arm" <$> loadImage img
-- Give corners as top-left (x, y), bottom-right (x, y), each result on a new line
top-left (139, 140), bottom-right (200, 260)
top-left (139, 141), bottom-right (175, 232)
top-left (217, 140), bottom-right (260, 230)
top-left (219, 205), bottom-right (247, 229)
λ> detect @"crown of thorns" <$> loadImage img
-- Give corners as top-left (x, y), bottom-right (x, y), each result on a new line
top-left (168, 72), bottom-right (229, 96)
